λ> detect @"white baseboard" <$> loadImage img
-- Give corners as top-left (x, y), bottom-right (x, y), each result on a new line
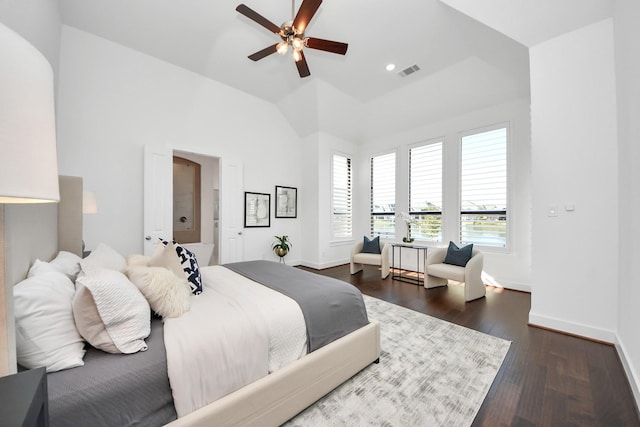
top-left (615, 336), bottom-right (640, 415)
top-left (528, 311), bottom-right (617, 343)
top-left (496, 280), bottom-right (531, 293)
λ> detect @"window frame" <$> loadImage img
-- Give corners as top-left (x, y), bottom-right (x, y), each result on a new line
top-left (458, 122), bottom-right (511, 250)
top-left (408, 138), bottom-right (444, 243)
top-left (330, 151), bottom-right (353, 241)
top-left (370, 150), bottom-right (397, 239)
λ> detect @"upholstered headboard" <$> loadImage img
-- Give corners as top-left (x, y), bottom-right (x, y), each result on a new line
top-left (57, 176), bottom-right (83, 258)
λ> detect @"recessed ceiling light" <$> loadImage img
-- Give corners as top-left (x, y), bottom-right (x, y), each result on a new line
top-left (385, 63), bottom-right (396, 71)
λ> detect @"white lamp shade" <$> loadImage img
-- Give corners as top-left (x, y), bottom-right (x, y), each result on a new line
top-left (0, 23), bottom-right (59, 204)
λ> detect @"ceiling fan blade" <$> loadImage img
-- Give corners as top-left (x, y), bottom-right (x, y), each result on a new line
top-left (248, 44), bottom-right (278, 61)
top-left (295, 50), bottom-right (311, 78)
top-left (236, 4), bottom-right (281, 34)
top-left (306, 38), bottom-right (348, 55)
top-left (293, 0), bottom-right (322, 34)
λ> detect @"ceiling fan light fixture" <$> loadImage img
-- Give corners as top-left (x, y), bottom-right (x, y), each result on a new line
top-left (292, 37), bottom-right (305, 51)
top-left (236, 1), bottom-right (348, 78)
top-left (277, 41), bottom-right (289, 55)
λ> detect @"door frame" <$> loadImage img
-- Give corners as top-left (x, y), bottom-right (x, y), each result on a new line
top-left (144, 143), bottom-right (243, 263)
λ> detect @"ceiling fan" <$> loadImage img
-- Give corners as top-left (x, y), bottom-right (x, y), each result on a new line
top-left (236, 0), bottom-right (348, 78)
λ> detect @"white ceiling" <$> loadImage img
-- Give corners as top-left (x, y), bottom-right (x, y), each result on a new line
top-left (57, 0), bottom-right (611, 142)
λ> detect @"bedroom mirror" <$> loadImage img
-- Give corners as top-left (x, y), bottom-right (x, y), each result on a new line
top-left (173, 156), bottom-right (201, 244)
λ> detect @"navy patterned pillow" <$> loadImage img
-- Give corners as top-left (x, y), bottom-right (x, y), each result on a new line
top-left (160, 240), bottom-right (203, 295)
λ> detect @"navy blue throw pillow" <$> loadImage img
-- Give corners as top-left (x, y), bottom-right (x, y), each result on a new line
top-left (361, 236), bottom-right (381, 254)
top-left (443, 241), bottom-right (473, 267)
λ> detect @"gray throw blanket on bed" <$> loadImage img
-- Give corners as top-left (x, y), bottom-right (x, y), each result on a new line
top-left (224, 260), bottom-right (369, 352)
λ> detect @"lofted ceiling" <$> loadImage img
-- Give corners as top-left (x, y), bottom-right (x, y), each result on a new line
top-left (57, 0), bottom-right (611, 142)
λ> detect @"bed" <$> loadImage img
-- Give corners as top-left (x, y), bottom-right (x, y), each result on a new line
top-left (8, 176), bottom-right (380, 426)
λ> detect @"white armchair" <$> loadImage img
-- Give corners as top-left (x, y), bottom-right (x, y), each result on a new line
top-left (425, 247), bottom-right (485, 302)
top-left (350, 241), bottom-right (390, 279)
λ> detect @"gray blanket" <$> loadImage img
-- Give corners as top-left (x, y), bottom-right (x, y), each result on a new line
top-left (47, 317), bottom-right (176, 427)
top-left (224, 260), bottom-right (369, 352)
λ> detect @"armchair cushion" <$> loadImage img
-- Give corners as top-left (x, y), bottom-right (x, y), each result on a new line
top-left (427, 263), bottom-right (466, 282)
top-left (361, 236), bottom-right (381, 254)
top-left (443, 241), bottom-right (474, 267)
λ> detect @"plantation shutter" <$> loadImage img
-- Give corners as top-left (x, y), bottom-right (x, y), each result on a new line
top-left (460, 127), bottom-right (508, 247)
top-left (332, 154), bottom-right (352, 239)
top-left (370, 152), bottom-right (396, 238)
top-left (409, 142), bottom-right (443, 241)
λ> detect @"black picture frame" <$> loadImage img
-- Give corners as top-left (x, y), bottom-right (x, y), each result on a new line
top-left (244, 192), bottom-right (270, 227)
top-left (275, 186), bottom-right (297, 218)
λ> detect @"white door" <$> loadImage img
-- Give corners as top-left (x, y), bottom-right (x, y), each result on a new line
top-left (143, 144), bottom-right (172, 255)
top-left (219, 160), bottom-right (243, 264)
top-left (144, 145), bottom-right (244, 263)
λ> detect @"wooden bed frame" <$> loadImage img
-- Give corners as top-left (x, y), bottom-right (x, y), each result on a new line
top-left (7, 175), bottom-right (381, 426)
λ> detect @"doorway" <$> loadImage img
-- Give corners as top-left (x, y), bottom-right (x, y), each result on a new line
top-left (173, 151), bottom-right (220, 265)
top-left (173, 156), bottom-right (201, 244)
top-left (144, 145), bottom-right (243, 264)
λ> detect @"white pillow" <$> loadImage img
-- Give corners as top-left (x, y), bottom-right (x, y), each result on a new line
top-left (27, 259), bottom-right (60, 278)
top-left (126, 265), bottom-right (191, 318)
top-left (14, 271), bottom-right (85, 372)
top-left (80, 243), bottom-right (126, 273)
top-left (73, 268), bottom-right (150, 354)
top-left (51, 251), bottom-right (82, 281)
top-left (27, 251), bottom-right (82, 281)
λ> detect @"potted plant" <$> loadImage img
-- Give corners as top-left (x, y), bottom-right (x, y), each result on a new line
top-left (272, 235), bottom-right (292, 262)
top-left (397, 211), bottom-right (416, 243)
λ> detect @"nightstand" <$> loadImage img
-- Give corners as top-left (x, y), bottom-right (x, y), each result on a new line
top-left (0, 367), bottom-right (48, 427)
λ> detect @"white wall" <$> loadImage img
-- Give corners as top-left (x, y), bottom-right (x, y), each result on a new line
top-left (355, 98), bottom-right (532, 291)
top-left (55, 26), bottom-right (303, 262)
top-left (300, 133), bottom-right (321, 266)
top-left (529, 19), bottom-right (619, 342)
top-left (614, 0), bottom-right (640, 407)
top-left (299, 132), bottom-right (357, 269)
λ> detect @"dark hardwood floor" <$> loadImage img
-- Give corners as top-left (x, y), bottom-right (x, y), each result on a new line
top-left (301, 264), bottom-right (640, 427)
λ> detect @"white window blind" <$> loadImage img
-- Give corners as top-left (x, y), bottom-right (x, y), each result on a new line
top-left (331, 154), bottom-right (352, 239)
top-left (409, 142), bottom-right (443, 242)
top-left (370, 152), bottom-right (396, 238)
top-left (460, 127), bottom-right (508, 247)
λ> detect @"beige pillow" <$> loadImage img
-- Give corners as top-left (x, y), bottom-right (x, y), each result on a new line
top-left (149, 241), bottom-right (184, 279)
top-left (73, 268), bottom-right (150, 354)
top-left (127, 253), bottom-right (150, 267)
top-left (126, 265), bottom-right (191, 318)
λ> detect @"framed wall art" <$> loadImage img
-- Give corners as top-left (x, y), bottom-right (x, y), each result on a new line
top-left (244, 192), bottom-right (270, 227)
top-left (275, 186), bottom-right (297, 218)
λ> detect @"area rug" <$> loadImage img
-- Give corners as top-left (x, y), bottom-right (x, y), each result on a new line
top-left (285, 295), bottom-right (511, 427)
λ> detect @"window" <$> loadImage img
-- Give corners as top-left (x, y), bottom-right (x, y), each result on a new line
top-left (409, 141), bottom-right (443, 242)
top-left (331, 154), bottom-right (352, 239)
top-left (370, 152), bottom-right (396, 237)
top-left (460, 126), bottom-right (508, 247)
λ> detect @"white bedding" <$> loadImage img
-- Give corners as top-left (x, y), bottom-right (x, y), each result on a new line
top-left (164, 265), bottom-right (308, 417)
